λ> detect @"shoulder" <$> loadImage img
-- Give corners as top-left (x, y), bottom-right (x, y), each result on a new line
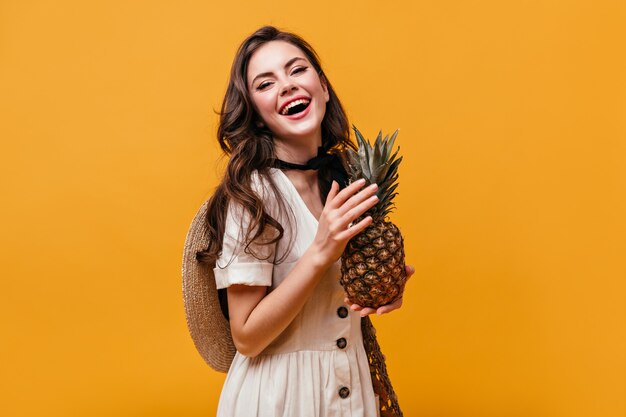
top-left (249, 168), bottom-right (285, 202)
top-left (250, 168), bottom-right (282, 185)
top-left (222, 169), bottom-right (285, 224)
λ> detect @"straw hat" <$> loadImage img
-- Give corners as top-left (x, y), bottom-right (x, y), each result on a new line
top-left (181, 199), bottom-right (235, 372)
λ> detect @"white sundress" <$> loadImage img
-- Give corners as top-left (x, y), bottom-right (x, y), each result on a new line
top-left (213, 168), bottom-right (379, 417)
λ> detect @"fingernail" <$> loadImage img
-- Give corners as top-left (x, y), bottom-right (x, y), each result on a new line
top-left (357, 178), bottom-right (366, 184)
top-left (369, 183), bottom-right (378, 189)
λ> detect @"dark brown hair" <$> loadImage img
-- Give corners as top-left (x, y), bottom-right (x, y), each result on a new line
top-left (196, 25), bottom-right (354, 268)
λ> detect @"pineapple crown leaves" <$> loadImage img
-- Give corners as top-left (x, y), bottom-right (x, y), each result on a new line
top-left (347, 125), bottom-right (403, 220)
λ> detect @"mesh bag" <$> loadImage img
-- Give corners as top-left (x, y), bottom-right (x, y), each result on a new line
top-left (361, 316), bottom-right (403, 417)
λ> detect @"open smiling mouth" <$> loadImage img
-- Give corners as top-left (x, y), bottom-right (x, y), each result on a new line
top-left (280, 99), bottom-right (311, 116)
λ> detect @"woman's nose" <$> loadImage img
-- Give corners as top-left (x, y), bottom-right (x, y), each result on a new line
top-left (280, 82), bottom-right (298, 96)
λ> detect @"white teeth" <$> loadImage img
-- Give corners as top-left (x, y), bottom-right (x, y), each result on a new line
top-left (280, 98), bottom-right (310, 115)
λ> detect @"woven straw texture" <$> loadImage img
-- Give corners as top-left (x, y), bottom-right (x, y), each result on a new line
top-left (182, 200), bottom-right (235, 372)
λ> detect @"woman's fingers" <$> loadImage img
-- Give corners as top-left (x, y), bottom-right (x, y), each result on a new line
top-left (335, 215), bottom-right (373, 241)
top-left (336, 183), bottom-right (378, 216)
top-left (322, 179), bottom-right (378, 242)
top-left (376, 297), bottom-right (403, 315)
top-left (406, 265), bottom-right (415, 278)
top-left (326, 178), bottom-right (368, 209)
top-left (327, 180), bottom-right (339, 202)
top-left (344, 296), bottom-right (404, 316)
top-left (340, 194), bottom-right (378, 226)
top-left (359, 307), bottom-right (377, 317)
top-left (344, 300), bottom-right (375, 316)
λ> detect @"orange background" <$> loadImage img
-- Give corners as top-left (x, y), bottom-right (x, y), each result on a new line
top-left (1, 1), bottom-right (625, 416)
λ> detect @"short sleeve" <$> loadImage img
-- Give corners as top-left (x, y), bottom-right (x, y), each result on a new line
top-left (213, 178), bottom-right (277, 289)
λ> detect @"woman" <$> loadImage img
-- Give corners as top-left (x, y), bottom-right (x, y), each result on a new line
top-left (197, 25), bottom-right (413, 417)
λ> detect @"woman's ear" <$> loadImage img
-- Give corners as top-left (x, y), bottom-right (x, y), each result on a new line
top-left (320, 74), bottom-right (330, 102)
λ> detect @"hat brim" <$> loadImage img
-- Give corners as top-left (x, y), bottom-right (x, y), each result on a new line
top-left (182, 200), bottom-right (235, 373)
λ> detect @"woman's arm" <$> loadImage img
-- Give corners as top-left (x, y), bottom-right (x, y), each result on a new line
top-left (227, 179), bottom-right (379, 357)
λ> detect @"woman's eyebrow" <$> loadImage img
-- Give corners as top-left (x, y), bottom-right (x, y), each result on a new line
top-left (250, 57), bottom-right (307, 86)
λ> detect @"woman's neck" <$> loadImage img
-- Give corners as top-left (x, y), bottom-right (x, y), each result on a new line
top-left (274, 140), bottom-right (320, 165)
top-left (273, 137), bottom-right (323, 188)
top-left (282, 166), bottom-right (318, 189)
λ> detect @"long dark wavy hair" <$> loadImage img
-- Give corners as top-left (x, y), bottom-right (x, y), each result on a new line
top-left (196, 25), bottom-right (355, 269)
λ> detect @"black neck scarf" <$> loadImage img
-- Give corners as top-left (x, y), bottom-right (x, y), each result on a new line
top-left (273, 146), bottom-right (349, 188)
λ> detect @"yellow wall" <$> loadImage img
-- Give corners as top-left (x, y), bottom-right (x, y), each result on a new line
top-left (1, 1), bottom-right (624, 416)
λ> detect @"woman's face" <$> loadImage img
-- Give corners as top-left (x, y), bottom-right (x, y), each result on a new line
top-left (246, 40), bottom-right (329, 145)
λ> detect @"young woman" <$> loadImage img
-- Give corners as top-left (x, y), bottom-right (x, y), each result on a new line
top-left (197, 25), bottom-right (413, 417)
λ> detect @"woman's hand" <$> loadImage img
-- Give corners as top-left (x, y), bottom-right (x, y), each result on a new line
top-left (309, 179), bottom-right (379, 268)
top-left (344, 265), bottom-right (415, 316)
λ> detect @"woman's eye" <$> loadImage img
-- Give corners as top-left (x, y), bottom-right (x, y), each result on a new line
top-left (292, 66), bottom-right (307, 75)
top-left (257, 81), bottom-right (272, 91)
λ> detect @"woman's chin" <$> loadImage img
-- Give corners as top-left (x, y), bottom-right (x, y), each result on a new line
top-left (272, 113), bottom-right (325, 142)
top-left (274, 127), bottom-right (322, 144)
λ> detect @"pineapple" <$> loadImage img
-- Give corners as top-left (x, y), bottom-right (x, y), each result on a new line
top-left (340, 126), bottom-right (407, 309)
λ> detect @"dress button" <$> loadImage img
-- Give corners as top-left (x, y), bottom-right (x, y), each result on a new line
top-left (338, 386), bottom-right (350, 398)
top-left (337, 306), bottom-right (348, 318)
top-left (336, 337), bottom-right (347, 349)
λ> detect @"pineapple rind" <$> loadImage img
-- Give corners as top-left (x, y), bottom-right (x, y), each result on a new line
top-left (340, 219), bottom-right (407, 308)
top-left (340, 126), bottom-right (407, 309)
